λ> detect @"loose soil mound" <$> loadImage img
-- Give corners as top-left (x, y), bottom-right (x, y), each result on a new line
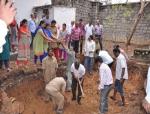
top-left (0, 61), bottom-right (147, 114)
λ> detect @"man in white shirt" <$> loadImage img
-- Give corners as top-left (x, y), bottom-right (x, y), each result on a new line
top-left (28, 14), bottom-right (37, 48)
top-left (143, 66), bottom-right (150, 113)
top-left (0, 0), bottom-right (16, 53)
top-left (111, 48), bottom-right (128, 106)
top-left (85, 21), bottom-right (94, 43)
top-left (84, 35), bottom-right (96, 74)
top-left (45, 76), bottom-right (68, 114)
top-left (71, 59), bottom-right (85, 105)
top-left (96, 56), bottom-right (113, 114)
top-left (98, 50), bottom-right (114, 68)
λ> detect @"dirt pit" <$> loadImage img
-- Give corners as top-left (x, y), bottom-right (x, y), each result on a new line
top-left (0, 61), bottom-right (146, 114)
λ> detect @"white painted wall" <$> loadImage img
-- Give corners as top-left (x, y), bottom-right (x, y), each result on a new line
top-left (34, 0), bottom-right (52, 7)
top-left (53, 7), bottom-right (76, 28)
top-left (14, 0), bottom-right (51, 23)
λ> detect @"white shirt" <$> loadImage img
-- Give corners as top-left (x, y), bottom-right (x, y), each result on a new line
top-left (99, 50), bottom-right (113, 64)
top-left (145, 67), bottom-right (150, 103)
top-left (84, 40), bottom-right (96, 57)
top-left (85, 24), bottom-right (94, 39)
top-left (71, 63), bottom-right (85, 78)
top-left (116, 53), bottom-right (128, 80)
top-left (99, 63), bottom-right (113, 90)
top-left (28, 19), bottom-right (37, 33)
top-left (94, 24), bottom-right (103, 36)
top-left (0, 19), bottom-right (8, 53)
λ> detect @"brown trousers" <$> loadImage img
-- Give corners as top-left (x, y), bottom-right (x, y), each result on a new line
top-left (46, 86), bottom-right (64, 114)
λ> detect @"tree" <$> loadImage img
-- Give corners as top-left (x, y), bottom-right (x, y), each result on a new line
top-left (126, 0), bottom-right (149, 46)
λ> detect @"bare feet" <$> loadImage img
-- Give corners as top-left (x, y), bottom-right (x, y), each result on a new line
top-left (110, 96), bottom-right (116, 101)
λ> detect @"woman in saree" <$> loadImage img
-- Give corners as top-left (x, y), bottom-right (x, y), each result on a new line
top-left (17, 19), bottom-right (30, 67)
top-left (33, 21), bottom-right (53, 65)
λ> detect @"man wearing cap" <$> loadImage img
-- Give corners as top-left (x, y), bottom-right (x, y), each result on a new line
top-left (96, 49), bottom-right (114, 68)
top-left (71, 60), bottom-right (85, 104)
top-left (96, 56), bottom-right (113, 114)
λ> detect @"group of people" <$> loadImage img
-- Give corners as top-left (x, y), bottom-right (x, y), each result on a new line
top-left (42, 41), bottom-right (128, 114)
top-left (0, 0), bottom-right (150, 114)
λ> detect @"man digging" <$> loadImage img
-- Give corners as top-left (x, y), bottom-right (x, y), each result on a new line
top-left (45, 76), bottom-right (68, 114)
top-left (71, 59), bottom-right (85, 105)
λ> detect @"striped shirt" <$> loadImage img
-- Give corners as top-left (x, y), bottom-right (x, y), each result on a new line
top-left (71, 27), bottom-right (81, 41)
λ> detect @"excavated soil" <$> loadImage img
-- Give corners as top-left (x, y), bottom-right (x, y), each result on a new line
top-left (0, 61), bottom-right (147, 114)
top-left (0, 41), bottom-right (149, 114)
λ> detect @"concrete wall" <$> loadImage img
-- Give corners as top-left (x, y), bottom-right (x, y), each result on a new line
top-left (14, 0), bottom-right (51, 23)
top-left (98, 3), bottom-right (150, 44)
top-left (72, 0), bottom-right (93, 23)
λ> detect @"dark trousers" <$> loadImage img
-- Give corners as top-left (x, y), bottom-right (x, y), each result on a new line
top-left (96, 35), bottom-right (103, 50)
top-left (30, 32), bottom-right (35, 48)
top-left (71, 40), bottom-right (79, 53)
top-left (80, 36), bottom-right (84, 54)
top-left (108, 62), bottom-right (113, 68)
top-left (100, 85), bottom-right (112, 113)
top-left (0, 60), bottom-right (9, 68)
top-left (68, 36), bottom-right (71, 49)
top-left (72, 76), bottom-right (83, 103)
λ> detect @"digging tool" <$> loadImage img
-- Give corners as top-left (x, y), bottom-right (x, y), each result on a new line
top-left (77, 76), bottom-right (85, 98)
